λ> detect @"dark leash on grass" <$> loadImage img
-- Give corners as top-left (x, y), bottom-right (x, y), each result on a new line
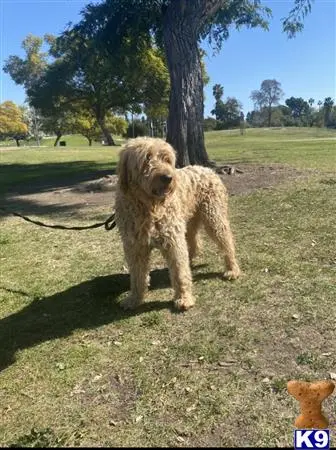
top-left (0, 206), bottom-right (116, 231)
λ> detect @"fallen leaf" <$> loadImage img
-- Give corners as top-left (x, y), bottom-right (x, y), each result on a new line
top-left (186, 404), bottom-right (197, 413)
top-left (56, 362), bottom-right (65, 370)
top-left (71, 385), bottom-right (85, 396)
top-left (115, 374), bottom-right (123, 383)
top-left (329, 372), bottom-right (336, 380)
top-left (292, 314), bottom-right (300, 320)
top-left (92, 374), bottom-right (102, 383)
top-left (135, 415), bottom-right (143, 423)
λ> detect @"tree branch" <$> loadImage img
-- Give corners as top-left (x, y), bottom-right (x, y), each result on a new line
top-left (201, 0), bottom-right (228, 20)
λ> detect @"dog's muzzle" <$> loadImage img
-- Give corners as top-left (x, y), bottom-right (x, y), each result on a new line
top-left (152, 173), bottom-right (174, 198)
top-left (160, 174), bottom-right (173, 185)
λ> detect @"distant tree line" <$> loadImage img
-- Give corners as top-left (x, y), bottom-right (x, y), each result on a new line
top-left (204, 79), bottom-right (335, 132)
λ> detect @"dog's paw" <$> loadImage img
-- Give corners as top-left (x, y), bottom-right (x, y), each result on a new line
top-left (120, 295), bottom-right (142, 310)
top-left (223, 267), bottom-right (241, 281)
top-left (174, 295), bottom-right (196, 311)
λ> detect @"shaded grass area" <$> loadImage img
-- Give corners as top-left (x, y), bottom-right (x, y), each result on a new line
top-left (0, 148), bottom-right (119, 195)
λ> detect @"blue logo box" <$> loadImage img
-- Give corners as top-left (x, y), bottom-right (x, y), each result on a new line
top-left (294, 429), bottom-right (330, 450)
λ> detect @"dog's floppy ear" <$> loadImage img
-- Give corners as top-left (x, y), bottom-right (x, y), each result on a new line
top-left (117, 147), bottom-right (130, 193)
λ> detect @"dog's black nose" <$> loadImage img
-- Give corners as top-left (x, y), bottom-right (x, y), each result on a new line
top-left (160, 174), bottom-right (173, 184)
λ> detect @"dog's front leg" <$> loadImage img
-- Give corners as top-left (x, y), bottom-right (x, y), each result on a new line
top-left (162, 236), bottom-right (196, 311)
top-left (120, 242), bottom-right (150, 310)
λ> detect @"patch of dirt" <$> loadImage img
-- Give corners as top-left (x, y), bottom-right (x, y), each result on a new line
top-left (4, 164), bottom-right (309, 217)
top-left (218, 163), bottom-right (308, 196)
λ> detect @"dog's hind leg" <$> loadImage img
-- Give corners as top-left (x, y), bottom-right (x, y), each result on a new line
top-left (186, 215), bottom-right (202, 264)
top-left (120, 242), bottom-right (151, 310)
top-left (201, 196), bottom-right (241, 281)
top-left (161, 236), bottom-right (196, 311)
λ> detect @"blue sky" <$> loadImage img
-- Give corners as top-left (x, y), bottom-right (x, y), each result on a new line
top-left (0, 0), bottom-right (335, 116)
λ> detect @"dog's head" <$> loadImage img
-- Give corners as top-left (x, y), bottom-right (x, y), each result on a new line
top-left (117, 137), bottom-right (176, 200)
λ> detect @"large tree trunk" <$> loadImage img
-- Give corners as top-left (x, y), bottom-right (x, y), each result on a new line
top-left (163, 1), bottom-right (213, 167)
top-left (267, 104), bottom-right (272, 127)
top-left (97, 116), bottom-right (115, 146)
top-left (54, 133), bottom-right (62, 147)
top-left (15, 138), bottom-right (20, 147)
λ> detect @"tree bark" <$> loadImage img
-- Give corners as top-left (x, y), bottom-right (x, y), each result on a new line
top-left (97, 115), bottom-right (115, 146)
top-left (267, 105), bottom-right (272, 127)
top-left (54, 133), bottom-right (62, 147)
top-left (88, 137), bottom-right (92, 146)
top-left (163, 1), bottom-right (212, 167)
top-left (15, 138), bottom-right (20, 147)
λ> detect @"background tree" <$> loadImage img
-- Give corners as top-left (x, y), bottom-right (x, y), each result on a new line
top-left (4, 32), bottom-right (168, 146)
top-left (250, 79), bottom-right (284, 127)
top-left (211, 83), bottom-right (224, 121)
top-left (323, 97), bottom-right (334, 127)
top-left (308, 98), bottom-right (315, 107)
top-left (32, 33), bottom-right (169, 146)
top-left (327, 105), bottom-right (336, 129)
top-left (20, 105), bottom-right (44, 146)
top-left (203, 116), bottom-right (218, 132)
top-left (213, 84), bottom-right (224, 103)
top-left (70, 111), bottom-right (127, 145)
top-left (3, 34), bottom-right (50, 91)
top-left (41, 109), bottom-right (74, 147)
top-left (0, 101), bottom-right (29, 146)
top-left (70, 0), bottom-right (313, 166)
top-left (212, 94), bottom-right (242, 129)
top-left (285, 96), bottom-right (309, 124)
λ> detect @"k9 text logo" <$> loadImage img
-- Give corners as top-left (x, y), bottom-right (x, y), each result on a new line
top-left (294, 429), bottom-right (330, 450)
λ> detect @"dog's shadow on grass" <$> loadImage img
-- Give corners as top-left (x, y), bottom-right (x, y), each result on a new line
top-left (0, 264), bottom-right (220, 372)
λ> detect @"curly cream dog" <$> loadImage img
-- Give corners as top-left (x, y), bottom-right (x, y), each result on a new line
top-left (114, 137), bottom-right (241, 311)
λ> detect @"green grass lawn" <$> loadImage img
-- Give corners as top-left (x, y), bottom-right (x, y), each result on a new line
top-left (0, 128), bottom-right (335, 447)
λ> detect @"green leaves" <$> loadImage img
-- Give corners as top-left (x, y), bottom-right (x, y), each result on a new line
top-left (0, 101), bottom-right (28, 140)
top-left (3, 34), bottom-right (50, 91)
top-left (282, 0), bottom-right (314, 39)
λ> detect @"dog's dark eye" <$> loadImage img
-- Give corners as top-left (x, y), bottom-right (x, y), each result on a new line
top-left (146, 153), bottom-right (151, 162)
top-left (163, 156), bottom-right (171, 164)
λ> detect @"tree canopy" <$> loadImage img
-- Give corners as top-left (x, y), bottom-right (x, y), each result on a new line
top-left (64, 0), bottom-right (313, 165)
top-left (3, 0), bottom-right (316, 157)
top-left (251, 79), bottom-right (284, 127)
top-left (0, 101), bottom-right (29, 146)
top-left (3, 34), bottom-right (51, 90)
